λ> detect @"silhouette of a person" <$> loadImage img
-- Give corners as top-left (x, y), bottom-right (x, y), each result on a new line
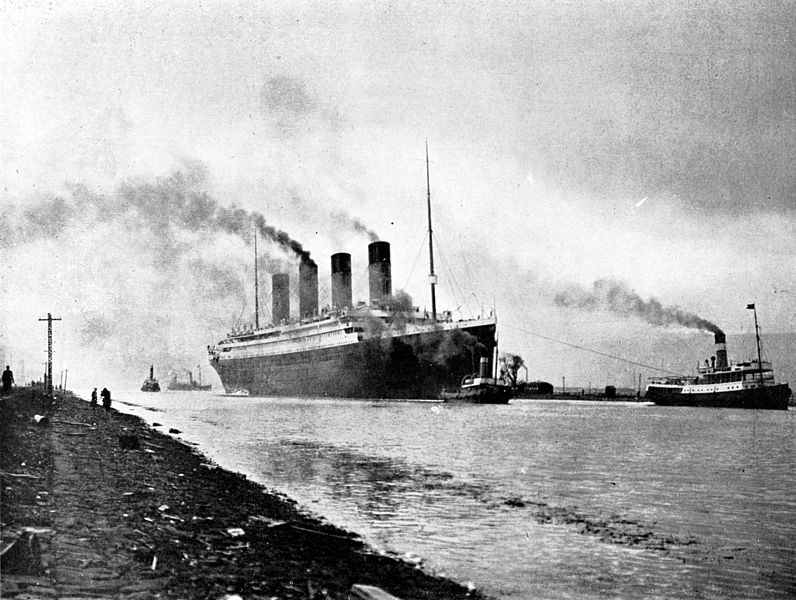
top-left (2, 366), bottom-right (14, 395)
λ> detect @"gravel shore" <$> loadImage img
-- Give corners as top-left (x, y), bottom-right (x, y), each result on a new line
top-left (1, 388), bottom-right (488, 600)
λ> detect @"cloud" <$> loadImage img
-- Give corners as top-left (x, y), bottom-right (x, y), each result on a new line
top-left (260, 75), bottom-right (317, 118)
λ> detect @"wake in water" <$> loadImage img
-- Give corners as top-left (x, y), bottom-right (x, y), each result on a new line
top-left (283, 440), bottom-right (704, 558)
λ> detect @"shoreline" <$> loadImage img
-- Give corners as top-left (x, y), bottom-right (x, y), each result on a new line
top-left (1, 388), bottom-right (489, 600)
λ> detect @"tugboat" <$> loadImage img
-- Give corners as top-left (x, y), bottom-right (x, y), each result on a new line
top-left (167, 367), bottom-right (212, 391)
top-left (645, 304), bottom-right (791, 410)
top-left (440, 356), bottom-right (513, 404)
top-left (141, 365), bottom-right (161, 392)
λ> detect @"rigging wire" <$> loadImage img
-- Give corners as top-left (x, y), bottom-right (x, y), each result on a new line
top-left (503, 322), bottom-right (684, 376)
top-left (234, 297), bottom-right (248, 329)
top-left (403, 230), bottom-right (429, 292)
top-left (433, 237), bottom-right (475, 319)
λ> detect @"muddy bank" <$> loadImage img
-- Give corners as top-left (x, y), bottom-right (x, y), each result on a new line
top-left (1, 388), bottom-right (488, 599)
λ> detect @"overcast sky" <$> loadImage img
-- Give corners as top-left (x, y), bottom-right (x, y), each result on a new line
top-left (1, 1), bottom-right (794, 388)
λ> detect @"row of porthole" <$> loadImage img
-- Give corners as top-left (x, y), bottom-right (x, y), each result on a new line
top-left (684, 385), bottom-right (744, 393)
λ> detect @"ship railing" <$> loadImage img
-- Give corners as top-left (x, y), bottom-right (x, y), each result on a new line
top-left (648, 376), bottom-right (687, 385)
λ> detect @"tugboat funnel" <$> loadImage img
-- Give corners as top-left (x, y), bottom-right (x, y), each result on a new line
top-left (479, 357), bottom-right (489, 379)
top-left (714, 331), bottom-right (728, 369)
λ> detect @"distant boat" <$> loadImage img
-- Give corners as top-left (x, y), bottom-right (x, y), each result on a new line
top-left (645, 305), bottom-right (791, 410)
top-left (440, 357), bottom-right (513, 404)
top-left (141, 365), bottom-right (161, 392)
top-left (167, 367), bottom-right (212, 391)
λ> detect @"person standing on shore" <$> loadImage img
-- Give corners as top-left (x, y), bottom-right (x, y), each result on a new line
top-left (2, 366), bottom-right (14, 395)
top-left (90, 387), bottom-right (98, 407)
top-left (100, 387), bottom-right (111, 412)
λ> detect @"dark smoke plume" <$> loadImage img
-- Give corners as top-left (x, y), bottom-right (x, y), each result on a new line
top-left (330, 210), bottom-right (379, 242)
top-left (1, 166), bottom-right (319, 387)
top-left (2, 168), bottom-right (312, 264)
top-left (554, 278), bottom-right (723, 334)
top-left (116, 171), bottom-right (312, 263)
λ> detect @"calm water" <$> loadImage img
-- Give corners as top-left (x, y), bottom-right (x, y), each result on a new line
top-left (113, 391), bottom-right (795, 599)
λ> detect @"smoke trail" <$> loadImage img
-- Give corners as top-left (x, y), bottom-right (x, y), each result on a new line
top-left (554, 278), bottom-right (723, 334)
top-left (2, 168), bottom-right (313, 264)
top-left (330, 210), bottom-right (379, 242)
top-left (117, 171), bottom-right (313, 264)
top-left (1, 166), bottom-right (319, 387)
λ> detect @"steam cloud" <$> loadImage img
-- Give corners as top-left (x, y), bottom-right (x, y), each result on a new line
top-left (554, 278), bottom-right (723, 334)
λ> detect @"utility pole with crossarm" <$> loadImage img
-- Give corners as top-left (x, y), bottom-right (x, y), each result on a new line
top-left (38, 313), bottom-right (62, 396)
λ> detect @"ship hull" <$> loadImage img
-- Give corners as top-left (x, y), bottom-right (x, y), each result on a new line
top-left (141, 381), bottom-right (160, 392)
top-left (440, 384), bottom-right (513, 404)
top-left (209, 322), bottom-right (496, 399)
top-left (646, 383), bottom-right (791, 410)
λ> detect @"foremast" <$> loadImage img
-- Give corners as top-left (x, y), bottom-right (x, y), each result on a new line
top-left (425, 141), bottom-right (437, 324)
top-left (748, 303), bottom-right (764, 385)
top-left (254, 225), bottom-right (260, 330)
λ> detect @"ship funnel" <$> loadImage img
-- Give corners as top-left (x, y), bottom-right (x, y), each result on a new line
top-left (368, 241), bottom-right (392, 305)
top-left (479, 357), bottom-right (489, 379)
top-left (299, 260), bottom-right (319, 319)
top-left (272, 273), bottom-right (290, 324)
top-left (331, 252), bottom-right (352, 309)
top-left (714, 331), bottom-right (728, 369)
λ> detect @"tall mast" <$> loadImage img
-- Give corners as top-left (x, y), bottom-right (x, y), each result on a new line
top-left (254, 224), bottom-right (260, 329)
top-left (751, 304), bottom-right (763, 385)
top-left (425, 141), bottom-right (437, 324)
top-left (493, 310), bottom-right (499, 380)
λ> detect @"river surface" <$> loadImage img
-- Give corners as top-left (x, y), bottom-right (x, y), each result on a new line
top-left (111, 391), bottom-right (795, 599)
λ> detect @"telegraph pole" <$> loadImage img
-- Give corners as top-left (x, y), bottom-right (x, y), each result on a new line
top-left (38, 313), bottom-right (62, 396)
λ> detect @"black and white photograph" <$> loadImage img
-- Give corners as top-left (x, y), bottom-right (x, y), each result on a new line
top-left (1, 2), bottom-right (794, 598)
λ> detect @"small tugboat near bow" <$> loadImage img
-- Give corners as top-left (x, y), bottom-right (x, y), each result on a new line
top-left (440, 356), bottom-right (514, 404)
top-left (141, 365), bottom-right (161, 393)
top-left (645, 304), bottom-right (791, 410)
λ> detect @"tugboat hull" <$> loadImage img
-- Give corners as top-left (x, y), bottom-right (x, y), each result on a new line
top-left (646, 383), bottom-right (791, 410)
top-left (440, 384), bottom-right (513, 404)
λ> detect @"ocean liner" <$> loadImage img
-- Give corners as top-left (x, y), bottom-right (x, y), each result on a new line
top-left (207, 150), bottom-right (497, 399)
top-left (645, 305), bottom-right (791, 409)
